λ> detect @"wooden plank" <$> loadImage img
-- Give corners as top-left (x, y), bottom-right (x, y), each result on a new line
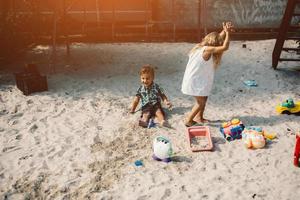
top-left (286, 36), bottom-right (300, 40)
top-left (289, 25), bottom-right (300, 31)
top-left (279, 58), bottom-right (300, 61)
top-left (282, 47), bottom-right (300, 51)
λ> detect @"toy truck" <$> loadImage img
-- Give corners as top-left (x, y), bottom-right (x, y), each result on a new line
top-left (220, 118), bottom-right (245, 141)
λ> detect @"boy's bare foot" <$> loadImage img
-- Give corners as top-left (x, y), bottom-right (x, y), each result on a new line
top-left (159, 120), bottom-right (171, 128)
top-left (138, 120), bottom-right (148, 128)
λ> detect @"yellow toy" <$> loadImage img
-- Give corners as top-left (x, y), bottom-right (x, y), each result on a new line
top-left (276, 98), bottom-right (300, 115)
top-left (263, 131), bottom-right (276, 140)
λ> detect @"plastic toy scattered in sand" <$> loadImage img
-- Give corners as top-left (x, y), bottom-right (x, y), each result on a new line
top-left (294, 133), bottom-right (300, 167)
top-left (276, 98), bottom-right (300, 115)
top-left (242, 127), bottom-right (266, 149)
top-left (134, 160), bottom-right (143, 167)
top-left (187, 126), bottom-right (213, 152)
top-left (243, 80), bottom-right (257, 87)
top-left (152, 136), bottom-right (173, 162)
top-left (220, 118), bottom-right (245, 141)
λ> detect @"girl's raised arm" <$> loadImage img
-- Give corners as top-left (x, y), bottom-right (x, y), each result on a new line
top-left (205, 22), bottom-right (233, 54)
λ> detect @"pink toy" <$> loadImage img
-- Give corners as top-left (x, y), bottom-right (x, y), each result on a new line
top-left (187, 126), bottom-right (213, 152)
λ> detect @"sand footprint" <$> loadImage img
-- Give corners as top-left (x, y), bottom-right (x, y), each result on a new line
top-left (160, 188), bottom-right (171, 200)
top-left (52, 108), bottom-right (66, 118)
top-left (29, 124), bottom-right (38, 133)
top-left (136, 195), bottom-right (149, 200)
top-left (201, 194), bottom-right (209, 200)
top-left (34, 136), bottom-right (41, 145)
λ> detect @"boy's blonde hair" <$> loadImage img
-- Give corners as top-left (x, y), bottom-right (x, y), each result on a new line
top-left (140, 64), bottom-right (155, 78)
top-left (190, 32), bottom-right (225, 68)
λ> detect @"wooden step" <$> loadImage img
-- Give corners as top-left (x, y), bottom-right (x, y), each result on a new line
top-left (279, 58), bottom-right (300, 62)
top-left (282, 47), bottom-right (300, 51)
top-left (286, 36), bottom-right (300, 40)
top-left (289, 25), bottom-right (300, 31)
top-left (272, 0), bottom-right (300, 69)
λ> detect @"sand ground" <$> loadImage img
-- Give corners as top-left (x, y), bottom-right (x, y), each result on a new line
top-left (0, 40), bottom-right (300, 200)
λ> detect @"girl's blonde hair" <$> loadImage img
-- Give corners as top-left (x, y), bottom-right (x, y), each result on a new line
top-left (189, 32), bottom-right (225, 68)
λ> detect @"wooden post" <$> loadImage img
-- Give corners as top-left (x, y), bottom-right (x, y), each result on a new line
top-left (203, 0), bottom-right (207, 35)
top-left (11, 0), bottom-right (16, 42)
top-left (0, 0), bottom-right (9, 57)
top-left (51, 1), bottom-right (58, 73)
top-left (172, 0), bottom-right (176, 41)
top-left (1, 0), bottom-right (9, 35)
top-left (63, 0), bottom-right (70, 56)
top-left (197, 0), bottom-right (201, 41)
top-left (112, 0), bottom-right (116, 41)
top-left (83, 0), bottom-right (87, 34)
top-left (145, 0), bottom-right (149, 41)
top-left (36, 0), bottom-right (41, 42)
top-left (95, 0), bottom-right (100, 27)
top-left (12, 0), bottom-right (16, 22)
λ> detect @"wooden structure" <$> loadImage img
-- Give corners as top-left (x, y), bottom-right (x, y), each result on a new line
top-left (272, 0), bottom-right (300, 69)
top-left (81, 0), bottom-right (188, 42)
top-left (2, 0), bottom-right (207, 71)
top-left (49, 0), bottom-right (207, 66)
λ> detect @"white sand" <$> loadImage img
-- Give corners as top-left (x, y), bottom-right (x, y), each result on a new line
top-left (0, 40), bottom-right (300, 199)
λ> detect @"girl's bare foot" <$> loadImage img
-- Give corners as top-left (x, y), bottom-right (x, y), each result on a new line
top-left (193, 118), bottom-right (210, 124)
top-left (184, 119), bottom-right (197, 127)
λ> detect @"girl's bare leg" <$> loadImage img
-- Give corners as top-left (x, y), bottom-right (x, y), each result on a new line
top-left (193, 96), bottom-right (209, 123)
top-left (185, 96), bottom-right (208, 126)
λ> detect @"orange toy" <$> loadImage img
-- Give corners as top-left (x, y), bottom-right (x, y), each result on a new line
top-left (242, 129), bottom-right (266, 149)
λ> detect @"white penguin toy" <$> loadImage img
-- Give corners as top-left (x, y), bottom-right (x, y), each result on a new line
top-left (153, 136), bottom-right (173, 162)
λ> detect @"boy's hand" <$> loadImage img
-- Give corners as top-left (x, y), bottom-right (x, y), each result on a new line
top-left (165, 100), bottom-right (173, 110)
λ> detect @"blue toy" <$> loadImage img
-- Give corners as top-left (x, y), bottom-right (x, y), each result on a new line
top-left (244, 126), bottom-right (262, 133)
top-left (134, 160), bottom-right (143, 167)
top-left (147, 118), bottom-right (155, 129)
top-left (243, 80), bottom-right (257, 87)
top-left (220, 118), bottom-right (245, 141)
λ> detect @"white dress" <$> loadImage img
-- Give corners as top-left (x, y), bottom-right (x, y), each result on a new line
top-left (181, 46), bottom-right (215, 96)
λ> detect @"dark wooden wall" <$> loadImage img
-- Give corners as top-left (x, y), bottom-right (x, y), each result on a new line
top-left (1, 0), bottom-right (299, 42)
top-left (156, 0), bottom-right (288, 29)
top-left (1, 0), bottom-right (292, 28)
top-left (206, 0), bottom-right (288, 28)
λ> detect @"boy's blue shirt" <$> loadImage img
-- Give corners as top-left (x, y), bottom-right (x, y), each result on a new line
top-left (136, 82), bottom-right (165, 108)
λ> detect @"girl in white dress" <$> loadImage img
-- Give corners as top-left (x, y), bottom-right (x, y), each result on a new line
top-left (181, 22), bottom-right (233, 127)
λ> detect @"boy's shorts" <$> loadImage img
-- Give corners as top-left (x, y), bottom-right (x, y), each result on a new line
top-left (141, 102), bottom-right (164, 118)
